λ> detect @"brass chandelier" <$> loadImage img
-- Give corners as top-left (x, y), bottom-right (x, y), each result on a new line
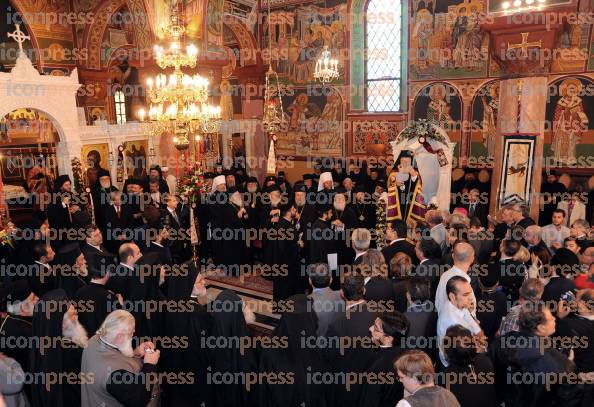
top-left (138, 1), bottom-right (221, 150)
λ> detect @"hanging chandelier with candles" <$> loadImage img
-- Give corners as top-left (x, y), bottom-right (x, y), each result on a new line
top-left (139, 1), bottom-right (221, 148)
top-left (314, 45), bottom-right (339, 84)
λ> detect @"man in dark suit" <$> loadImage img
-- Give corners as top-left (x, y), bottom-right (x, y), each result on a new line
top-left (462, 188), bottom-right (488, 227)
top-left (74, 260), bottom-right (120, 335)
top-left (381, 219), bottom-right (418, 265)
top-left (103, 191), bottom-right (132, 254)
top-left (81, 224), bottom-right (111, 258)
top-left (28, 243), bottom-right (56, 297)
top-left (162, 194), bottom-right (190, 264)
top-left (413, 238), bottom-right (443, 300)
top-left (488, 239), bottom-right (526, 302)
top-left (326, 274), bottom-right (378, 407)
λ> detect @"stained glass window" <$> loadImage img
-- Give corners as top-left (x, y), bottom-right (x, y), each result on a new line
top-left (366, 0), bottom-right (402, 112)
top-left (114, 90), bottom-right (127, 124)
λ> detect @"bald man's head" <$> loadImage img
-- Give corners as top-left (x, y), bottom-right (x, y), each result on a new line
top-left (452, 242), bottom-right (475, 266)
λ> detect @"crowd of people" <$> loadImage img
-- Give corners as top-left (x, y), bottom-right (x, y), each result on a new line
top-left (0, 162), bottom-right (593, 407)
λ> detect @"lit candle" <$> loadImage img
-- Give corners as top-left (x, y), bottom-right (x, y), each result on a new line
top-left (138, 108), bottom-right (145, 122)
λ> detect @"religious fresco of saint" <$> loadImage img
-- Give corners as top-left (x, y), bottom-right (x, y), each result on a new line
top-left (276, 86), bottom-right (344, 157)
top-left (100, 6), bottom-right (137, 68)
top-left (409, 0), bottom-right (489, 80)
top-left (412, 82), bottom-right (462, 159)
top-left (263, 3), bottom-right (347, 86)
top-left (470, 80), bottom-right (499, 165)
top-left (0, 108), bottom-right (60, 145)
top-left (550, 22), bottom-right (590, 73)
top-left (81, 143), bottom-right (110, 187)
top-left (545, 76), bottom-right (594, 167)
top-left (123, 140), bottom-right (148, 178)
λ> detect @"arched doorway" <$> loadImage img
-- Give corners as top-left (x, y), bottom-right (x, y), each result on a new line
top-left (0, 108), bottom-right (61, 222)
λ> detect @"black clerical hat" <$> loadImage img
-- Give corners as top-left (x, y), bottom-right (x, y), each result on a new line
top-left (303, 174), bottom-right (314, 181)
top-left (334, 186), bottom-right (347, 194)
top-left (247, 176), bottom-right (259, 184)
top-left (375, 180), bottom-right (386, 190)
top-left (54, 175), bottom-right (71, 190)
top-left (5, 279), bottom-right (34, 303)
top-left (264, 175), bottom-right (277, 184)
top-left (56, 242), bottom-right (82, 267)
top-left (293, 182), bottom-right (307, 193)
top-left (97, 168), bottom-right (111, 179)
top-left (265, 184), bottom-right (281, 193)
top-left (203, 172), bottom-right (214, 179)
top-left (227, 186), bottom-right (239, 194)
top-left (353, 184), bottom-right (366, 193)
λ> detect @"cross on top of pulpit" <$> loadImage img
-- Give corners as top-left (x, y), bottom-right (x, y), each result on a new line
top-left (7, 24), bottom-right (30, 53)
top-left (508, 32), bottom-right (542, 57)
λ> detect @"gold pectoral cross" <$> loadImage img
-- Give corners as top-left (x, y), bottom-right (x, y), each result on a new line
top-left (508, 32), bottom-right (542, 58)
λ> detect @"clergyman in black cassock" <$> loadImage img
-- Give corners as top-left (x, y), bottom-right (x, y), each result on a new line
top-left (74, 259), bottom-right (120, 336)
top-left (0, 280), bottom-right (36, 381)
top-left (160, 261), bottom-right (213, 407)
top-left (218, 187), bottom-right (250, 276)
top-left (331, 187), bottom-right (356, 270)
top-left (258, 294), bottom-right (329, 407)
top-left (209, 290), bottom-right (258, 407)
top-left (30, 289), bottom-right (86, 407)
top-left (267, 202), bottom-right (302, 303)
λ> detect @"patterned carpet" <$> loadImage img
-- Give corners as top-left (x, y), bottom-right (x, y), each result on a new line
top-left (205, 269), bottom-right (277, 334)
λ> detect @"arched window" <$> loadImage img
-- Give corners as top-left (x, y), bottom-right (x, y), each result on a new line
top-left (366, 0), bottom-right (404, 112)
top-left (114, 89), bottom-right (127, 124)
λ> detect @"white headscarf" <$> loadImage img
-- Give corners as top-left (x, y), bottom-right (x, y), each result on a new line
top-left (318, 171), bottom-right (333, 192)
top-left (211, 175), bottom-right (226, 193)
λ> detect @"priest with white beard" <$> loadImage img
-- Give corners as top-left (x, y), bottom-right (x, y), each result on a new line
top-left (81, 310), bottom-right (160, 407)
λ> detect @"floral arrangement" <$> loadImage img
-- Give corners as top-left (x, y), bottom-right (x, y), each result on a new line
top-left (177, 172), bottom-right (206, 204)
top-left (395, 119), bottom-right (447, 145)
top-left (71, 157), bottom-right (84, 193)
top-left (375, 193), bottom-right (387, 250)
top-left (0, 223), bottom-right (15, 248)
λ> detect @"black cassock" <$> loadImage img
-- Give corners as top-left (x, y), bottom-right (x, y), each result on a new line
top-left (295, 203), bottom-right (317, 236)
top-left (306, 218), bottom-right (334, 265)
top-left (30, 289), bottom-right (83, 407)
top-left (260, 203), bottom-right (280, 269)
top-left (46, 194), bottom-right (74, 251)
top-left (331, 207), bottom-right (356, 268)
top-left (73, 282), bottom-right (119, 336)
top-left (267, 217), bottom-right (302, 303)
top-left (91, 185), bottom-right (118, 231)
top-left (351, 201), bottom-right (377, 231)
top-left (210, 290), bottom-right (258, 407)
top-left (398, 176), bottom-right (419, 220)
top-left (0, 314), bottom-right (32, 376)
top-left (208, 191), bottom-right (228, 266)
top-left (161, 261), bottom-right (213, 407)
top-left (219, 203), bottom-right (250, 275)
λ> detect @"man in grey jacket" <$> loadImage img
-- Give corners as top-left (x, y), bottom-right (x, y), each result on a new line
top-left (307, 263), bottom-right (344, 336)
